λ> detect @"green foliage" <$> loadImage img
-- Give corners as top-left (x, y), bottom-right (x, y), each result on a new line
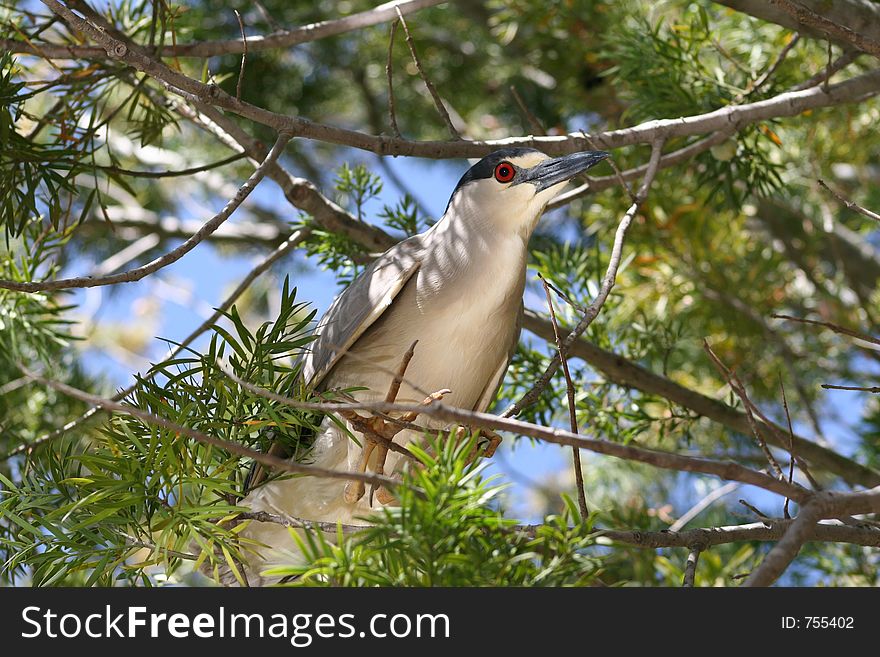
top-left (378, 194), bottom-right (424, 237)
top-left (268, 436), bottom-right (602, 586)
top-left (0, 280), bottom-right (322, 585)
top-left (334, 162), bottom-right (383, 222)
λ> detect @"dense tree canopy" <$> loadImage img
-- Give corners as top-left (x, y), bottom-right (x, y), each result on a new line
top-left (1, 0), bottom-right (879, 587)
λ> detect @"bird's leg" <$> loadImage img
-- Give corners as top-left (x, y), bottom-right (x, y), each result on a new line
top-left (451, 427), bottom-right (503, 465)
top-left (343, 341), bottom-right (420, 505)
top-left (343, 438), bottom-right (376, 504)
top-left (371, 387), bottom-right (451, 505)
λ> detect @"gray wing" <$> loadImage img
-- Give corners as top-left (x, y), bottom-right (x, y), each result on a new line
top-left (302, 234), bottom-right (424, 389)
top-left (473, 302), bottom-right (523, 412)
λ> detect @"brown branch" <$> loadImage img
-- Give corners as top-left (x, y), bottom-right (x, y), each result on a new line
top-left (505, 139), bottom-right (665, 418)
top-left (683, 548), bottom-right (700, 587)
top-left (744, 485), bottom-right (880, 586)
top-left (548, 130), bottom-right (735, 210)
top-left (702, 340), bottom-right (785, 479)
top-left (748, 33), bottom-right (800, 96)
top-left (510, 86), bottom-right (546, 136)
top-left (768, 0), bottom-right (880, 59)
top-left (521, 309), bottom-right (880, 488)
top-left (19, 367), bottom-right (399, 490)
top-left (218, 371), bottom-right (810, 503)
top-left (236, 510), bottom-right (880, 550)
top-left (821, 383), bottom-right (880, 393)
top-left (791, 50), bottom-right (860, 91)
top-left (394, 5), bottom-right (460, 139)
top-left (1, 229), bottom-right (308, 461)
top-left (386, 19), bottom-right (402, 139)
top-left (35, 2), bottom-right (880, 159)
top-left (0, 133), bottom-right (290, 292)
top-left (818, 178), bottom-right (880, 223)
top-left (772, 313), bottom-right (880, 347)
top-left (780, 378), bottom-right (796, 519)
top-left (540, 275), bottom-right (588, 519)
top-left (233, 9), bottom-right (247, 101)
top-left (7, 0), bottom-right (445, 59)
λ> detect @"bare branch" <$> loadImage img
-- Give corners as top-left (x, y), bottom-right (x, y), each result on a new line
top-left (386, 19), bottom-right (402, 138)
top-left (95, 152), bottom-right (246, 179)
top-left (35, 1), bottom-right (880, 159)
top-left (233, 9), bottom-right (247, 101)
top-left (218, 371), bottom-right (810, 502)
top-left (0, 133), bottom-right (290, 292)
top-left (772, 313), bottom-right (880, 347)
top-left (821, 383), bottom-right (880, 393)
top-left (394, 5), bottom-right (460, 139)
top-left (745, 486), bottom-right (880, 586)
top-left (818, 178), bottom-right (880, 223)
top-left (521, 309), bottom-right (880, 488)
top-left (20, 367), bottom-right (398, 490)
top-left (683, 548), bottom-right (700, 587)
top-left (236, 511), bottom-right (880, 550)
top-left (541, 275), bottom-right (588, 518)
top-left (702, 340), bottom-right (785, 479)
top-left (767, 0), bottom-right (880, 59)
top-left (6, 0), bottom-right (445, 59)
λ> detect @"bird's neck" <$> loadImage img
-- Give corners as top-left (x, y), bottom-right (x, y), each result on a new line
top-left (421, 201), bottom-right (532, 296)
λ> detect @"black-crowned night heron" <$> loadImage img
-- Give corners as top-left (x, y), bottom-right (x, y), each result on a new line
top-left (239, 147), bottom-right (609, 583)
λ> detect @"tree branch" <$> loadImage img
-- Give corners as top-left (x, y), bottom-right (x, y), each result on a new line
top-left (744, 486), bottom-right (880, 586)
top-left (520, 309), bottom-right (880, 488)
top-left (36, 1), bottom-right (880, 159)
top-left (20, 367), bottom-right (398, 490)
top-left (5, 0), bottom-right (446, 59)
top-left (220, 370), bottom-right (811, 503)
top-left (2, 229), bottom-right (309, 461)
top-left (0, 133), bottom-right (290, 292)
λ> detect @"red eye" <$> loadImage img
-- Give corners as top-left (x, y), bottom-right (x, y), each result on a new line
top-left (494, 161), bottom-right (516, 183)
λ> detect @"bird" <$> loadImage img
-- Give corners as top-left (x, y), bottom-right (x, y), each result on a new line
top-left (236, 147), bottom-right (609, 584)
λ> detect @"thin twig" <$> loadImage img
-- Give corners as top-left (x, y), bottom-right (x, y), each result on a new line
top-left (747, 33), bottom-right (800, 97)
top-left (240, 511), bottom-right (880, 550)
top-left (505, 139), bottom-right (665, 418)
top-left (541, 275), bottom-right (588, 519)
top-left (818, 178), bottom-right (880, 223)
top-left (822, 383), bottom-right (880, 393)
top-left (683, 548), bottom-right (701, 587)
top-left (233, 9), bottom-right (247, 101)
top-left (510, 85), bottom-right (546, 136)
top-left (790, 50), bottom-right (859, 91)
top-left (780, 378), bottom-right (796, 519)
top-left (386, 19), bottom-right (402, 138)
top-left (0, 133), bottom-right (290, 292)
top-left (772, 312), bottom-right (880, 347)
top-left (669, 481), bottom-right (740, 532)
top-left (20, 367), bottom-right (397, 490)
top-left (95, 152), bottom-right (246, 178)
top-left (393, 5), bottom-right (460, 139)
top-left (702, 340), bottom-right (785, 479)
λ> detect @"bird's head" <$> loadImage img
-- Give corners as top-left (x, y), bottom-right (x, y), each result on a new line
top-left (445, 147), bottom-right (609, 237)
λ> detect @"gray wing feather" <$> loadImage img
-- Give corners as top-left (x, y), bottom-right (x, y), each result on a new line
top-left (302, 235), bottom-right (424, 389)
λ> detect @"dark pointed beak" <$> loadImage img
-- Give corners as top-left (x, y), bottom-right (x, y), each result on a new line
top-left (518, 150), bottom-right (610, 191)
